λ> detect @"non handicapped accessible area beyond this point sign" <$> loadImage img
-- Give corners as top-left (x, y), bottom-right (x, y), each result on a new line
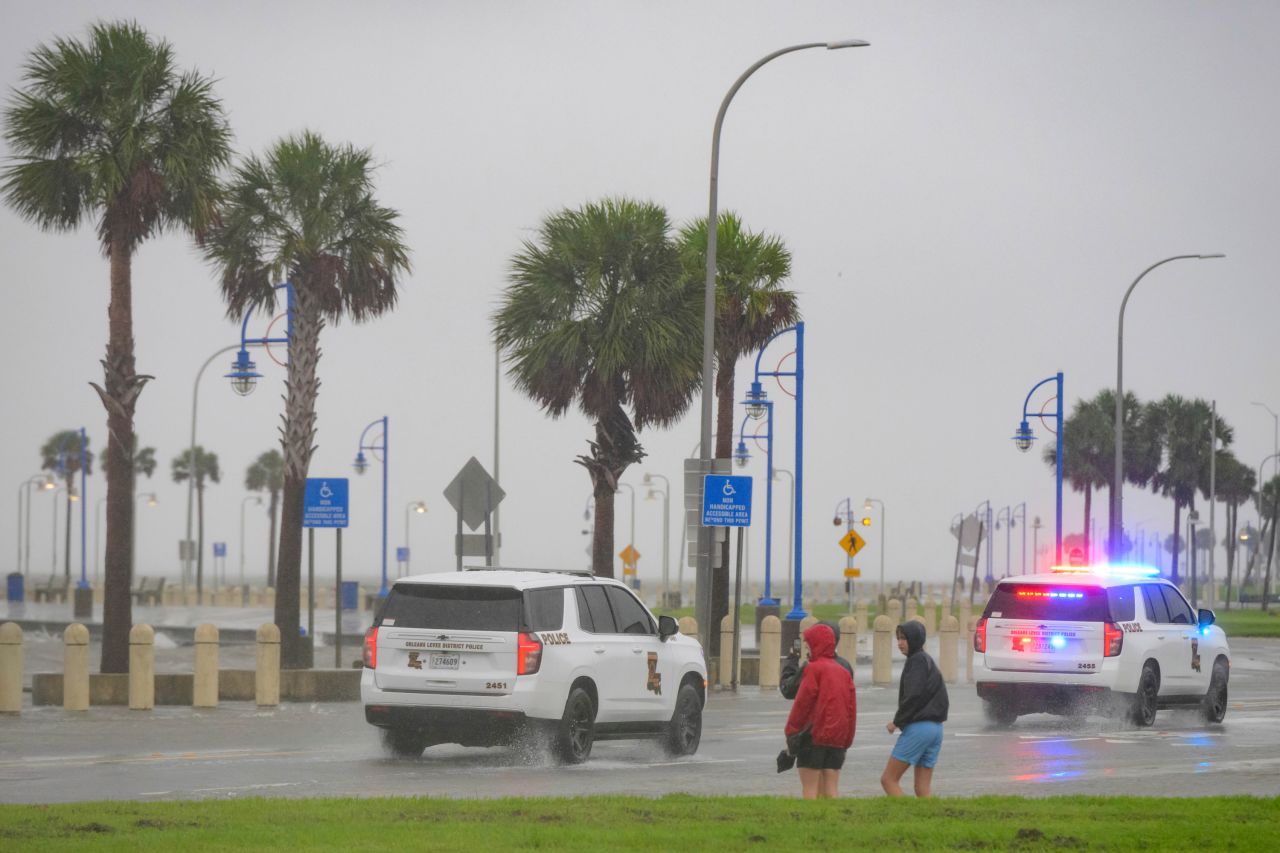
top-left (701, 474), bottom-right (753, 527)
top-left (303, 478), bottom-right (349, 528)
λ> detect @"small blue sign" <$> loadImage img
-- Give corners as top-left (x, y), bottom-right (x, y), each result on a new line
top-left (396, 547), bottom-right (409, 562)
top-left (701, 475), bottom-right (753, 527)
top-left (304, 478), bottom-right (349, 528)
top-left (212, 542), bottom-right (226, 558)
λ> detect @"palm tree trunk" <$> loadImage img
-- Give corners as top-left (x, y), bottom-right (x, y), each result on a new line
top-left (591, 478), bottom-right (616, 579)
top-left (1264, 499), bottom-right (1278, 613)
top-left (196, 481), bottom-right (205, 599)
top-left (275, 287), bottom-right (321, 668)
top-left (63, 485), bottom-right (72, 580)
top-left (267, 488), bottom-right (279, 587)
top-left (1171, 502), bottom-right (1182, 585)
top-left (1083, 486), bottom-right (1092, 562)
top-left (97, 234), bottom-right (141, 674)
top-left (1225, 503), bottom-right (1236, 610)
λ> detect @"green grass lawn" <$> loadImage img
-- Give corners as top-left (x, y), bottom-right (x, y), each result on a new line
top-left (1, 795), bottom-right (1276, 851)
top-left (1212, 608), bottom-right (1280, 637)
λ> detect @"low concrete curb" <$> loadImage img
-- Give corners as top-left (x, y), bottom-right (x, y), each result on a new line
top-left (32, 668), bottom-right (362, 706)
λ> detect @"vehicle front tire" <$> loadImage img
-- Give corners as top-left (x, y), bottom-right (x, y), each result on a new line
top-left (1131, 662), bottom-right (1160, 727)
top-left (983, 699), bottom-right (1017, 728)
top-left (381, 727), bottom-right (428, 758)
top-left (663, 683), bottom-right (703, 756)
top-left (1200, 659), bottom-right (1228, 724)
top-left (553, 687), bottom-right (596, 765)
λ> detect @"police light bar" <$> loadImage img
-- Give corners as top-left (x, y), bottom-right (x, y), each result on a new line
top-left (1050, 564), bottom-right (1160, 578)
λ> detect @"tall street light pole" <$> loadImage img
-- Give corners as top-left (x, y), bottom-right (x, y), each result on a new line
top-left (864, 497), bottom-right (885, 600)
top-left (695, 39), bottom-right (869, 653)
top-left (643, 474), bottom-right (670, 607)
top-left (17, 474), bottom-right (50, 580)
top-left (1113, 254), bottom-right (1224, 557)
top-left (239, 494), bottom-right (260, 586)
top-left (1015, 372), bottom-right (1064, 564)
top-left (130, 491), bottom-right (157, 582)
top-left (405, 501), bottom-right (426, 575)
top-left (616, 483), bottom-right (635, 582)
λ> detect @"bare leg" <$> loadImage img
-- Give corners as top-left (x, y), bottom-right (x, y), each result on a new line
top-left (798, 767), bottom-right (821, 799)
top-left (913, 766), bottom-right (934, 798)
top-left (880, 757), bottom-right (911, 797)
top-left (819, 769), bottom-right (840, 798)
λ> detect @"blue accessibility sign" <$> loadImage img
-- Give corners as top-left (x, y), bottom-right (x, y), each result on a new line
top-left (701, 475), bottom-right (753, 527)
top-left (303, 478), bottom-right (349, 528)
top-left (212, 542), bottom-right (226, 558)
top-left (396, 547), bottom-right (409, 562)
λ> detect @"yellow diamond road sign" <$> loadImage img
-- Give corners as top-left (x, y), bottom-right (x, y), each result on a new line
top-left (839, 529), bottom-right (866, 558)
top-left (619, 544), bottom-right (640, 565)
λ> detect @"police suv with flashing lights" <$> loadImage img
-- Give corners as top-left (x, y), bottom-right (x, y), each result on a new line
top-left (973, 566), bottom-right (1230, 727)
top-left (360, 567), bottom-right (707, 763)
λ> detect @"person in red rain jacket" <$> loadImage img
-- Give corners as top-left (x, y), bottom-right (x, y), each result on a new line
top-left (784, 622), bottom-right (857, 799)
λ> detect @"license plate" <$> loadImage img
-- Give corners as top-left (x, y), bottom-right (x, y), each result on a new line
top-left (430, 654), bottom-right (460, 670)
top-left (1014, 642), bottom-right (1055, 653)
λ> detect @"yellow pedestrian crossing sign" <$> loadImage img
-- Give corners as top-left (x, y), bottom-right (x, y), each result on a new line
top-left (619, 544), bottom-right (640, 575)
top-left (839, 529), bottom-right (866, 558)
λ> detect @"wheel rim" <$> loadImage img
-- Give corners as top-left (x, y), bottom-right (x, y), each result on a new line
top-left (676, 698), bottom-right (699, 748)
top-left (1140, 671), bottom-right (1158, 722)
top-left (569, 700), bottom-right (591, 755)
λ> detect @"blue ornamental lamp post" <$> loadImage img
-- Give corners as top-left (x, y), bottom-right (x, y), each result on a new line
top-left (1012, 372), bottom-right (1064, 565)
top-left (355, 416), bottom-right (390, 597)
top-left (733, 403), bottom-right (777, 608)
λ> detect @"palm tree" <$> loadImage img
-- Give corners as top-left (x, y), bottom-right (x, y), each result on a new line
top-left (203, 132), bottom-right (410, 668)
top-left (3, 22), bottom-right (231, 673)
top-left (131, 440), bottom-right (157, 480)
top-left (245, 450), bottom-right (285, 587)
top-left (677, 212), bottom-right (795, 639)
top-left (1044, 397), bottom-right (1109, 561)
top-left (1212, 450), bottom-right (1254, 609)
top-left (494, 198), bottom-right (701, 578)
top-left (39, 431), bottom-right (94, 580)
top-left (1258, 476), bottom-right (1280, 612)
top-left (1149, 396), bottom-right (1233, 584)
top-left (171, 447), bottom-right (221, 598)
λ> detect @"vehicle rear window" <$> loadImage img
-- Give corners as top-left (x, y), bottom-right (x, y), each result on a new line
top-left (983, 584), bottom-right (1113, 621)
top-left (1106, 585), bottom-right (1136, 622)
top-left (378, 584), bottom-right (521, 631)
top-left (523, 588), bottom-right (565, 631)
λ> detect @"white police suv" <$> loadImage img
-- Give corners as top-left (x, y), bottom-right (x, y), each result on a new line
top-left (361, 567), bottom-right (707, 763)
top-left (974, 566), bottom-right (1230, 727)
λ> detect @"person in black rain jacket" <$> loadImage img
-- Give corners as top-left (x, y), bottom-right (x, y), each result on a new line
top-left (880, 620), bottom-right (948, 797)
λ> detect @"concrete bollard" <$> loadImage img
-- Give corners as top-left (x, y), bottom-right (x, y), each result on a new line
top-left (248, 587), bottom-right (260, 607)
top-left (872, 614), bottom-right (893, 686)
top-left (265, 588), bottom-right (276, 608)
top-left (939, 615), bottom-right (959, 683)
top-left (923, 598), bottom-right (937, 636)
top-left (855, 599), bottom-right (869, 635)
top-left (64, 623), bottom-right (90, 711)
top-left (193, 623), bottom-right (219, 708)
top-left (256, 623), bottom-right (281, 707)
top-left (718, 615), bottom-right (735, 689)
top-left (185, 588), bottom-right (198, 607)
top-left (129, 623), bottom-right (155, 710)
top-left (905, 597), bottom-right (918, 622)
top-left (887, 598), bottom-right (903, 625)
top-left (0, 622), bottom-right (22, 713)
top-left (758, 615), bottom-right (781, 690)
top-left (837, 615), bottom-right (857, 675)
top-left (966, 616), bottom-right (977, 683)
top-left (678, 616), bottom-right (698, 640)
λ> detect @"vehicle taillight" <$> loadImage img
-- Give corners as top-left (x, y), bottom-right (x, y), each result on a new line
top-left (363, 626), bottom-right (378, 669)
top-left (1103, 622), bottom-right (1124, 657)
top-left (517, 631), bottom-right (542, 675)
top-left (974, 617), bottom-right (987, 653)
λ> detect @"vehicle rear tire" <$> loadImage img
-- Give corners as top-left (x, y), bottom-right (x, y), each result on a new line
top-left (983, 699), bottom-right (1017, 728)
top-left (1131, 662), bottom-right (1160, 727)
top-left (663, 683), bottom-right (703, 756)
top-left (553, 687), bottom-right (596, 765)
top-left (381, 727), bottom-right (428, 758)
top-left (1200, 659), bottom-right (1228, 724)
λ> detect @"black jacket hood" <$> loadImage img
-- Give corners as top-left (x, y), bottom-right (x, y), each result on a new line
top-left (898, 620), bottom-right (926, 655)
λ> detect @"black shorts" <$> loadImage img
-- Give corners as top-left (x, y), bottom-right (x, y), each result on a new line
top-left (796, 745), bottom-right (846, 771)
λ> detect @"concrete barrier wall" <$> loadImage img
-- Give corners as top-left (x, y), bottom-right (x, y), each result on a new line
top-left (32, 669), bottom-right (362, 706)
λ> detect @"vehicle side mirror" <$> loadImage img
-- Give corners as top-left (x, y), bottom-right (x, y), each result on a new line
top-left (1197, 608), bottom-right (1216, 628)
top-left (658, 614), bottom-right (679, 640)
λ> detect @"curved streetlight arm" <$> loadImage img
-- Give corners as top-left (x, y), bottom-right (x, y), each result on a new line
top-left (1114, 254), bottom-right (1224, 556)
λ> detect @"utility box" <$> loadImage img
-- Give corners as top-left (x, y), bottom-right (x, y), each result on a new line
top-left (6, 573), bottom-right (22, 603)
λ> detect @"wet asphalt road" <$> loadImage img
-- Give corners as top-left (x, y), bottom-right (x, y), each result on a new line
top-left (2, 639), bottom-right (1279, 804)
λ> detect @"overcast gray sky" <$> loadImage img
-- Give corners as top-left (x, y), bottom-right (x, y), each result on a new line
top-left (3, 1), bottom-right (1277, 598)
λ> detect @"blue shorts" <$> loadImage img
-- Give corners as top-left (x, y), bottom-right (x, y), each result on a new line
top-left (891, 721), bottom-right (943, 769)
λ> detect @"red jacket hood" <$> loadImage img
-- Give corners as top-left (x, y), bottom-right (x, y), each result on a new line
top-left (804, 623), bottom-right (836, 659)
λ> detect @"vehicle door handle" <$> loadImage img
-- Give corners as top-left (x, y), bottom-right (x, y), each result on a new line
top-left (594, 647), bottom-right (606, 654)
top-left (632, 647), bottom-right (644, 654)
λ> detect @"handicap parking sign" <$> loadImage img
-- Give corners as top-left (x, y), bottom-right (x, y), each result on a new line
top-left (303, 478), bottom-right (349, 528)
top-left (701, 475), bottom-right (753, 527)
